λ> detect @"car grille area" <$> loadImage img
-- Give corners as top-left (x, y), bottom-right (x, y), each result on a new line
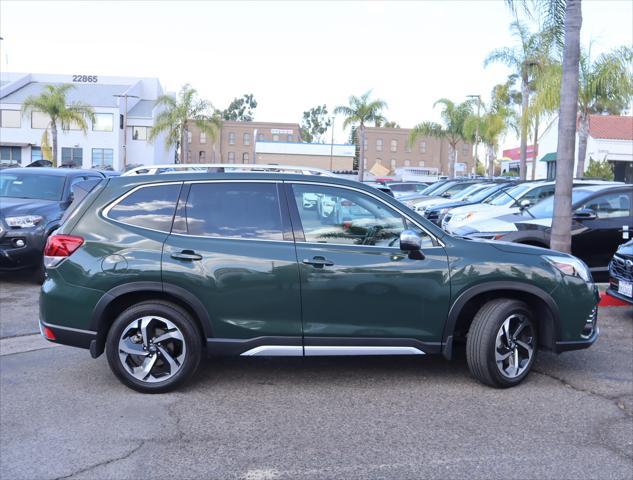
top-left (581, 307), bottom-right (598, 339)
top-left (610, 254), bottom-right (633, 282)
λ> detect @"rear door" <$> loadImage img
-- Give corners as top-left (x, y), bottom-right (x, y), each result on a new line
top-left (162, 180), bottom-right (302, 351)
top-left (572, 189), bottom-right (633, 271)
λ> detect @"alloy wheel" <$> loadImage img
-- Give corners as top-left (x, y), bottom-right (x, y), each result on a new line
top-left (118, 316), bottom-right (186, 383)
top-left (494, 313), bottom-right (535, 379)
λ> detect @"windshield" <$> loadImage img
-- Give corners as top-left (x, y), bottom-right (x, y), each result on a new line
top-left (420, 181), bottom-right (446, 195)
top-left (464, 184), bottom-right (502, 202)
top-left (452, 183), bottom-right (495, 201)
top-left (525, 189), bottom-right (595, 218)
top-left (485, 183), bottom-right (533, 206)
top-left (0, 173), bottom-right (66, 201)
top-left (441, 182), bottom-right (476, 197)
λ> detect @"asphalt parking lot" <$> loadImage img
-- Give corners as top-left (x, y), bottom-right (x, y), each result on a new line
top-left (0, 274), bottom-right (631, 480)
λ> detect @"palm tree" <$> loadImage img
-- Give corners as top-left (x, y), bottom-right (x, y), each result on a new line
top-left (21, 84), bottom-right (94, 167)
top-left (409, 99), bottom-right (474, 179)
top-left (149, 84), bottom-right (220, 164)
top-left (467, 104), bottom-right (515, 179)
top-left (334, 91), bottom-right (387, 181)
top-left (536, 45), bottom-right (633, 177)
top-left (485, 22), bottom-right (555, 180)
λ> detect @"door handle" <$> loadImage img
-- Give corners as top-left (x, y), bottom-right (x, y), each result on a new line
top-left (302, 256), bottom-right (334, 268)
top-left (171, 250), bottom-right (203, 261)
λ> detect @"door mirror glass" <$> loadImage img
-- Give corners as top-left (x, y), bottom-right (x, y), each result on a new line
top-left (519, 199), bottom-right (531, 210)
top-left (573, 208), bottom-right (597, 220)
top-left (399, 229), bottom-right (422, 251)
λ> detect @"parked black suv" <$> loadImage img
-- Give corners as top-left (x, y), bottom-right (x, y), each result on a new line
top-left (0, 168), bottom-right (107, 280)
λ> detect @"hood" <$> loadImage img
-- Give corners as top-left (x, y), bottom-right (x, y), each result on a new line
top-left (414, 197), bottom-right (455, 210)
top-left (616, 239), bottom-right (633, 256)
top-left (460, 216), bottom-right (519, 234)
top-left (0, 197), bottom-right (62, 221)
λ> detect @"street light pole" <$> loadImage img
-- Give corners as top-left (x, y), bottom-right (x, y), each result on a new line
top-left (329, 116), bottom-right (335, 172)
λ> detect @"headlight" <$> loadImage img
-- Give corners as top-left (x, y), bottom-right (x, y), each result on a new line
top-left (544, 255), bottom-right (592, 283)
top-left (5, 215), bottom-right (43, 228)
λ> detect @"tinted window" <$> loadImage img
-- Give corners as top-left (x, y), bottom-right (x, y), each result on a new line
top-left (108, 184), bottom-right (180, 232)
top-left (0, 173), bottom-right (65, 201)
top-left (582, 191), bottom-right (632, 219)
top-left (292, 184), bottom-right (434, 248)
top-left (186, 183), bottom-right (283, 240)
top-left (526, 189), bottom-right (595, 218)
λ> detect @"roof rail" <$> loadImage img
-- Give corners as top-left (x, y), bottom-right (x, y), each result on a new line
top-left (121, 163), bottom-right (335, 177)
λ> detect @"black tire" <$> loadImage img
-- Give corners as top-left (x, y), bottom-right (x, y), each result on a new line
top-left (466, 299), bottom-right (537, 388)
top-left (106, 301), bottom-right (202, 393)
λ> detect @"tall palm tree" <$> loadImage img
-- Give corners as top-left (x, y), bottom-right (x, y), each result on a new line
top-left (409, 99), bottom-right (474, 179)
top-left (149, 84), bottom-right (220, 164)
top-left (21, 84), bottom-right (94, 167)
top-left (485, 22), bottom-right (555, 180)
top-left (536, 45), bottom-right (633, 177)
top-left (334, 90), bottom-right (387, 181)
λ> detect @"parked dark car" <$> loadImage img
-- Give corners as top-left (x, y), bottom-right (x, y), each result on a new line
top-left (40, 172), bottom-right (599, 393)
top-left (455, 184), bottom-right (633, 280)
top-left (0, 168), bottom-right (107, 280)
top-left (607, 239), bottom-right (633, 304)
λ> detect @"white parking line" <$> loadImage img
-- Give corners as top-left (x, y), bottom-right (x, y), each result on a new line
top-left (0, 334), bottom-right (61, 356)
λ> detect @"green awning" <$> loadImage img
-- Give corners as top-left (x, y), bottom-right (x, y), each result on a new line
top-left (540, 152), bottom-right (556, 162)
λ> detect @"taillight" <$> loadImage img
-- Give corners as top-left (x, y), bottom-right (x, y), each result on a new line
top-left (44, 234), bottom-right (84, 268)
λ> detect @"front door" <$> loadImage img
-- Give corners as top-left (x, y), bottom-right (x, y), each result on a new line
top-left (572, 189), bottom-right (633, 271)
top-left (287, 182), bottom-right (451, 354)
top-left (162, 181), bottom-right (302, 352)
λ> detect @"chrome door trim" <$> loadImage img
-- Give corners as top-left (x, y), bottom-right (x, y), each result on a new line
top-left (240, 345), bottom-right (303, 356)
top-left (304, 346), bottom-right (425, 356)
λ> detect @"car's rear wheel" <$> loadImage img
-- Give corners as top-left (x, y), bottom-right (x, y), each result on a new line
top-left (466, 299), bottom-right (537, 388)
top-left (106, 301), bottom-right (201, 393)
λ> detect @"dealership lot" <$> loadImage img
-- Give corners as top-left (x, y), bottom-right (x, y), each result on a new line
top-left (0, 276), bottom-right (631, 480)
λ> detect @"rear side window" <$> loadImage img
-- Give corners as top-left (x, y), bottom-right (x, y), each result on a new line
top-left (107, 184), bottom-right (180, 232)
top-left (185, 182), bottom-right (283, 240)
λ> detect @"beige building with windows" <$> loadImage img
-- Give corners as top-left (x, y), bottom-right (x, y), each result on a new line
top-left (362, 127), bottom-right (474, 176)
top-left (186, 121), bottom-right (301, 164)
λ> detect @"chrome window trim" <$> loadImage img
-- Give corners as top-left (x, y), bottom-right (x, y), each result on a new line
top-left (288, 180), bottom-right (446, 248)
top-left (101, 181), bottom-right (184, 234)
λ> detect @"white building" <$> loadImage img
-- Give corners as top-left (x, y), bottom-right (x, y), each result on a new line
top-left (502, 115), bottom-right (633, 183)
top-left (0, 72), bottom-right (175, 171)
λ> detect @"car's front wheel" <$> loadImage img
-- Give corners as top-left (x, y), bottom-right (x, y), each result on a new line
top-left (106, 301), bottom-right (202, 393)
top-left (466, 299), bottom-right (537, 388)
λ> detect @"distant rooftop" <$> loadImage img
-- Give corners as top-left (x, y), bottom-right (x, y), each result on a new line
top-left (127, 99), bottom-right (156, 118)
top-left (1, 82), bottom-right (129, 107)
top-left (589, 115), bottom-right (633, 141)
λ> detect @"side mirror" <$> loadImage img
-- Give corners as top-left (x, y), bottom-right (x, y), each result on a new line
top-left (441, 192), bottom-right (451, 198)
top-left (519, 199), bottom-right (531, 210)
top-left (573, 208), bottom-right (597, 220)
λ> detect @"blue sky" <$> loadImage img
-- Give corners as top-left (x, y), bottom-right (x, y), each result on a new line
top-left (1, 0), bottom-right (631, 148)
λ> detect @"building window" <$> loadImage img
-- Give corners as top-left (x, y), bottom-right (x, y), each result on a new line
top-left (228, 151), bottom-right (235, 163)
top-left (31, 111), bottom-right (50, 129)
top-left (91, 148), bottom-right (113, 168)
top-left (92, 113), bottom-right (113, 132)
top-left (62, 115), bottom-right (83, 131)
top-left (390, 159), bottom-right (397, 168)
top-left (376, 158), bottom-right (382, 165)
top-left (405, 142), bottom-right (412, 153)
top-left (419, 161), bottom-right (425, 167)
top-left (228, 132), bottom-right (236, 145)
top-left (243, 132), bottom-right (251, 145)
top-left (31, 147), bottom-right (42, 162)
top-left (376, 138), bottom-right (383, 152)
top-left (404, 159), bottom-right (411, 167)
top-left (0, 146), bottom-right (21, 165)
top-left (199, 151), bottom-right (206, 161)
top-left (243, 152), bottom-right (249, 163)
top-left (390, 139), bottom-right (398, 152)
top-left (61, 147), bottom-right (83, 168)
top-left (200, 132), bottom-right (207, 144)
top-left (257, 133), bottom-right (264, 141)
top-left (131, 126), bottom-right (148, 141)
top-left (0, 110), bottom-right (21, 128)
top-left (287, 134), bottom-right (294, 142)
top-left (187, 150), bottom-right (191, 162)
top-left (420, 141), bottom-right (427, 153)
top-left (272, 134), bottom-right (280, 142)
top-left (187, 131), bottom-right (192, 143)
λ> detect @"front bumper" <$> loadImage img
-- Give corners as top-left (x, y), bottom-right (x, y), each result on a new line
top-left (0, 227), bottom-right (47, 270)
top-left (553, 304), bottom-right (599, 353)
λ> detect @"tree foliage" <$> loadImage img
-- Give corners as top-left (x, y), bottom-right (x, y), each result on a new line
top-left (584, 158), bottom-right (615, 181)
top-left (221, 94), bottom-right (258, 122)
top-left (21, 84), bottom-right (95, 167)
top-left (299, 105), bottom-right (331, 143)
top-left (150, 84), bottom-right (220, 163)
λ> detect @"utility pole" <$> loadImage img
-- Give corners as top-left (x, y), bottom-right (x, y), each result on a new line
top-left (329, 116), bottom-right (335, 172)
top-left (467, 94), bottom-right (482, 177)
top-left (114, 94), bottom-right (139, 171)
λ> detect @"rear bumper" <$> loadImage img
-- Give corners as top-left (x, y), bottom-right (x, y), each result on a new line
top-left (39, 319), bottom-right (96, 350)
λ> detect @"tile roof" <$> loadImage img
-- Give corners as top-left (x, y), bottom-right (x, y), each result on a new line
top-left (589, 115), bottom-right (633, 141)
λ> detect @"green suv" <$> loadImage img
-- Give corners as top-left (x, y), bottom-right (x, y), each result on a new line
top-left (40, 172), bottom-right (599, 393)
